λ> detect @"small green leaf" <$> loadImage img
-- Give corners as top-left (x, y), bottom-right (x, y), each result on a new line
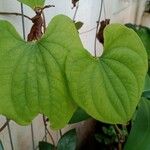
top-left (57, 129), bottom-right (77, 150)
top-left (66, 24), bottom-right (148, 124)
top-left (75, 22), bottom-right (83, 30)
top-left (142, 74), bottom-right (150, 98)
top-left (0, 140), bottom-right (4, 150)
top-left (0, 15), bottom-right (83, 129)
top-left (144, 74), bottom-right (150, 91)
top-left (69, 107), bottom-right (90, 124)
top-left (39, 141), bottom-right (55, 150)
top-left (124, 99), bottom-right (150, 150)
top-left (17, 0), bottom-right (45, 9)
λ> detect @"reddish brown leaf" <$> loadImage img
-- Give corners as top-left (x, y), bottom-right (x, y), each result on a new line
top-left (72, 0), bottom-right (79, 8)
top-left (97, 19), bottom-right (110, 44)
top-left (27, 8), bottom-right (43, 41)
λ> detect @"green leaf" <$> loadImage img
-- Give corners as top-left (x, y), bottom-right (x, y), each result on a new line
top-left (17, 0), bottom-right (45, 9)
top-left (126, 24), bottom-right (150, 78)
top-left (0, 15), bottom-right (83, 129)
top-left (144, 74), bottom-right (150, 91)
top-left (142, 74), bottom-right (150, 98)
top-left (126, 24), bottom-right (150, 60)
top-left (69, 107), bottom-right (90, 124)
top-left (66, 24), bottom-right (148, 124)
top-left (39, 141), bottom-right (55, 150)
top-left (124, 99), bottom-right (150, 150)
top-left (57, 129), bottom-right (77, 150)
top-left (0, 140), bottom-right (4, 150)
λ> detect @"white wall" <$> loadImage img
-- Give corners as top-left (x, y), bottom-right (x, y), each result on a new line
top-left (142, 12), bottom-right (150, 27)
top-left (0, 0), bottom-right (144, 149)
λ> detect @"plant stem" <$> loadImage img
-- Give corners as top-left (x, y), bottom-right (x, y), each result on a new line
top-left (0, 119), bottom-right (10, 132)
top-left (42, 11), bottom-right (46, 33)
top-left (114, 125), bottom-right (123, 150)
top-left (43, 115), bottom-right (55, 146)
top-left (115, 124), bottom-right (122, 136)
top-left (72, 1), bottom-right (79, 21)
top-left (118, 142), bottom-right (122, 150)
top-left (0, 12), bottom-right (32, 21)
top-left (59, 129), bottom-right (63, 138)
top-left (7, 119), bottom-right (14, 150)
top-left (46, 127), bottom-right (55, 146)
top-left (42, 5), bottom-right (55, 10)
top-left (103, 0), bottom-right (106, 20)
top-left (20, 3), bottom-right (26, 39)
top-left (43, 115), bottom-right (48, 142)
top-left (80, 26), bottom-right (97, 35)
top-left (30, 123), bottom-right (35, 149)
top-left (94, 0), bottom-right (103, 57)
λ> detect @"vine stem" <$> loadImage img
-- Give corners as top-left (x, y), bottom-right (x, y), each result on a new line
top-left (0, 12), bottom-right (32, 21)
top-left (59, 129), bottom-right (63, 138)
top-left (115, 124), bottom-right (122, 135)
top-left (72, 1), bottom-right (79, 21)
top-left (43, 115), bottom-right (55, 146)
top-left (7, 119), bottom-right (14, 150)
top-left (80, 26), bottom-right (96, 35)
top-left (42, 115), bottom-right (47, 142)
top-left (21, 3), bottom-right (26, 40)
top-left (114, 125), bottom-right (123, 150)
top-left (41, 4), bottom-right (55, 33)
top-left (40, 5), bottom-right (55, 11)
top-left (0, 119), bottom-right (10, 132)
top-left (46, 128), bottom-right (55, 146)
top-left (94, 0), bottom-right (103, 57)
top-left (103, 0), bottom-right (106, 20)
top-left (42, 11), bottom-right (46, 33)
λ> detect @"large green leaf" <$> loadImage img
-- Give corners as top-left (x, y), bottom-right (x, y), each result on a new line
top-left (0, 15), bottom-right (83, 129)
top-left (124, 99), bottom-right (150, 150)
top-left (66, 24), bottom-right (148, 124)
top-left (17, 0), bottom-right (45, 9)
top-left (57, 129), bottom-right (77, 150)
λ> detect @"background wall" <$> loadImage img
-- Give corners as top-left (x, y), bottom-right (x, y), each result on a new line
top-left (0, 0), bottom-right (148, 149)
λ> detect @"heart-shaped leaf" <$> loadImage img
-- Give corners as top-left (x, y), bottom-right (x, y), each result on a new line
top-left (17, 0), bottom-right (45, 9)
top-left (66, 24), bottom-right (148, 124)
top-left (124, 99), bottom-right (150, 150)
top-left (0, 15), bottom-right (83, 129)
